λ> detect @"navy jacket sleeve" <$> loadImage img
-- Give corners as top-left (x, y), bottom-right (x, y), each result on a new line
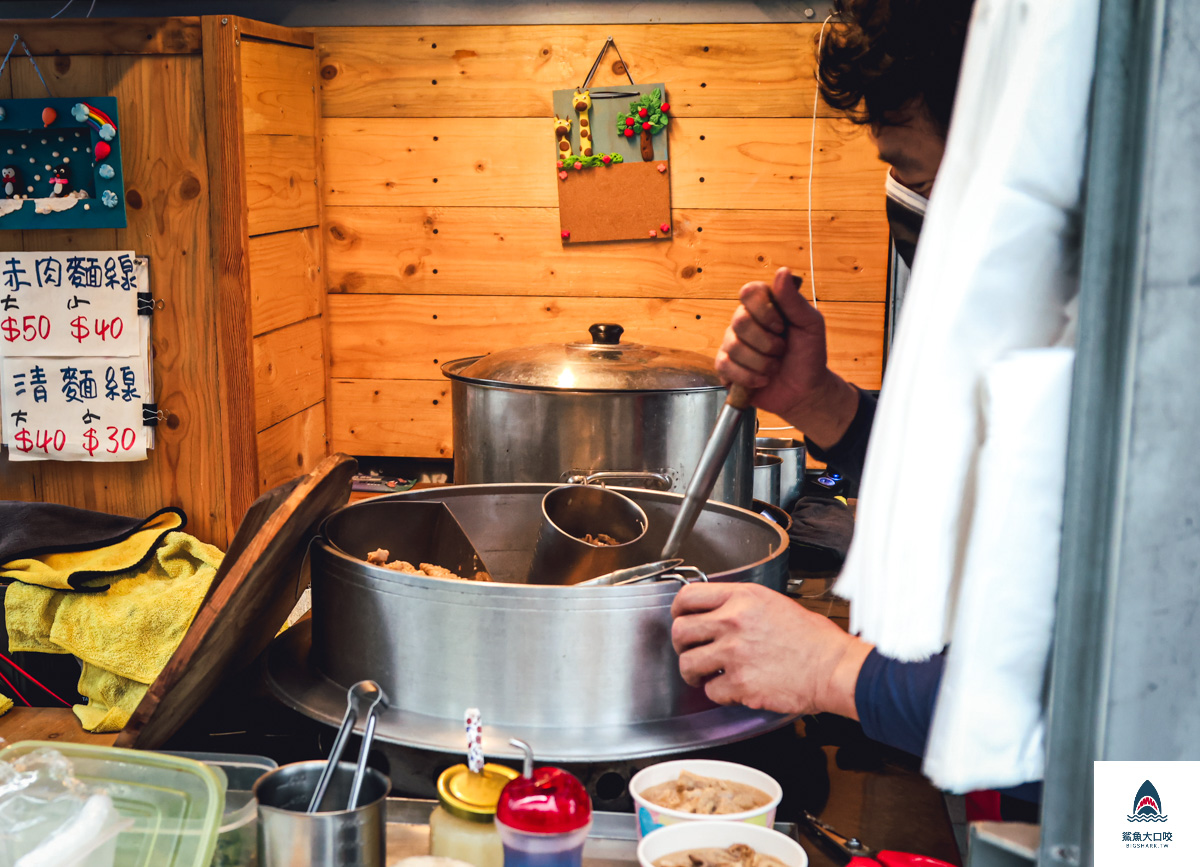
top-left (854, 648), bottom-right (946, 758)
top-left (804, 388), bottom-right (877, 485)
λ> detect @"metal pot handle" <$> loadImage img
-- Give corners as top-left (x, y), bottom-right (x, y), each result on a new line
top-left (563, 470), bottom-right (674, 490)
top-left (660, 566), bottom-right (710, 586)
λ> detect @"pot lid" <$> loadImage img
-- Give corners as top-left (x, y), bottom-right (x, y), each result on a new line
top-left (443, 323), bottom-right (725, 392)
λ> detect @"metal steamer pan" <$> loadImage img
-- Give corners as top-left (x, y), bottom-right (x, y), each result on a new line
top-left (265, 484), bottom-right (791, 763)
top-left (441, 324), bottom-right (755, 507)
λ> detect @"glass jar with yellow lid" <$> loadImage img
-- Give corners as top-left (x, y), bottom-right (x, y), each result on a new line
top-left (430, 762), bottom-right (521, 867)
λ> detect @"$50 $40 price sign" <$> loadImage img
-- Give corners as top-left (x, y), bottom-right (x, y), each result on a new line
top-left (1, 251), bottom-right (152, 461)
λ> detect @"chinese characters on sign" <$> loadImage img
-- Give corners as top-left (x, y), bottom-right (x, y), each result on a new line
top-left (0, 253), bottom-right (152, 462)
top-left (0, 250), bottom-right (140, 357)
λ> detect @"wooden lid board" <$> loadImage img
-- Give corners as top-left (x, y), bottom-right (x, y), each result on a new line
top-left (115, 453), bottom-right (357, 749)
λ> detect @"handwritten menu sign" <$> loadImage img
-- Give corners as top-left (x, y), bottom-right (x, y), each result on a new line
top-left (0, 250), bottom-right (140, 358)
top-left (0, 254), bottom-right (152, 462)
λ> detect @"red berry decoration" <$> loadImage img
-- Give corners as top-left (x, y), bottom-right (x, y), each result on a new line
top-left (642, 121), bottom-right (651, 131)
top-left (573, 162), bottom-right (583, 170)
top-left (660, 103), bottom-right (670, 113)
top-left (625, 117), bottom-right (635, 127)
top-left (638, 108), bottom-right (648, 118)
top-left (557, 160), bottom-right (564, 169)
top-left (601, 155), bottom-right (612, 165)
top-left (624, 128), bottom-right (634, 138)
top-left (558, 171), bottom-right (568, 180)
top-left (561, 231), bottom-right (571, 240)
top-left (660, 223), bottom-right (671, 233)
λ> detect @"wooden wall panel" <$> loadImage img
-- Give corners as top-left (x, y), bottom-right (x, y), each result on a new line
top-left (245, 134), bottom-right (319, 235)
top-left (327, 294), bottom-right (883, 386)
top-left (252, 317), bottom-right (326, 431)
top-left (2, 50), bottom-right (228, 544)
top-left (241, 40), bottom-right (318, 137)
top-left (249, 227), bottom-right (323, 335)
top-left (329, 378), bottom-right (452, 458)
top-left (324, 206), bottom-right (887, 301)
top-left (257, 401), bottom-right (327, 491)
top-left (322, 117), bottom-right (882, 211)
top-left (317, 24), bottom-right (831, 119)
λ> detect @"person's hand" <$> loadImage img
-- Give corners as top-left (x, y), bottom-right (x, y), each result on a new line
top-left (671, 582), bottom-right (873, 718)
top-left (715, 266), bottom-right (859, 449)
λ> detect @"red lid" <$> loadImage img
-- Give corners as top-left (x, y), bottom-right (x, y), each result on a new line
top-left (496, 766), bottom-right (592, 834)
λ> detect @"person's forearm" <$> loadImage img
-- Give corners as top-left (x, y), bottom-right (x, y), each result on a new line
top-left (781, 369), bottom-right (860, 451)
top-left (817, 635), bottom-right (875, 720)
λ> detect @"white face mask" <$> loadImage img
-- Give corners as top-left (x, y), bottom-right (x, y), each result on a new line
top-left (885, 173), bottom-right (930, 269)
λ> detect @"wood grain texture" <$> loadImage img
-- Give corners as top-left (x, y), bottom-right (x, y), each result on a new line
top-left (316, 24), bottom-right (829, 119)
top-left (236, 18), bottom-right (316, 48)
top-left (329, 378), bottom-right (452, 457)
top-left (327, 294), bottom-right (883, 384)
top-left (253, 317), bottom-right (326, 431)
top-left (203, 17), bottom-right (258, 546)
top-left (116, 454), bottom-right (355, 749)
top-left (323, 206), bottom-right (886, 301)
top-left (245, 134), bottom-right (319, 235)
top-left (322, 117), bottom-right (882, 210)
top-left (256, 401), bottom-right (328, 492)
top-left (0, 708), bottom-right (118, 746)
top-left (3, 53), bottom-right (231, 545)
top-left (241, 39), bottom-right (317, 137)
top-left (12, 18), bottom-right (201, 55)
top-left (249, 228), bottom-right (323, 335)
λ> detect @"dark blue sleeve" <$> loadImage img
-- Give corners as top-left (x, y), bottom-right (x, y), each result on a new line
top-left (804, 388), bottom-right (876, 485)
top-left (854, 648), bottom-right (946, 758)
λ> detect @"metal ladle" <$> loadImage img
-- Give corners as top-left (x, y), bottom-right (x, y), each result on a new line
top-left (306, 679), bottom-right (389, 813)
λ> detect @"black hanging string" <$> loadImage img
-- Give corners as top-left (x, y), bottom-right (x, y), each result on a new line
top-left (0, 35), bottom-right (54, 98)
top-left (581, 36), bottom-right (636, 90)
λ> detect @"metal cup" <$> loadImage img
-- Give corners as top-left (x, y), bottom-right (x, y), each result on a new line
top-left (527, 484), bottom-right (648, 585)
top-left (255, 760), bottom-right (390, 867)
top-left (756, 437), bottom-right (807, 512)
top-left (753, 453), bottom-right (783, 507)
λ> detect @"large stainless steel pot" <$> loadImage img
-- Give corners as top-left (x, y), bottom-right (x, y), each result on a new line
top-left (441, 324), bottom-right (754, 506)
top-left (266, 484), bottom-right (791, 762)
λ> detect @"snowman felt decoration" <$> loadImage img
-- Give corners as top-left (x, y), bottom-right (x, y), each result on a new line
top-left (1, 166), bottom-right (18, 198)
top-left (49, 165), bottom-right (70, 198)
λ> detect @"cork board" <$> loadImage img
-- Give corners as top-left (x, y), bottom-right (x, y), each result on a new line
top-left (557, 159), bottom-right (672, 244)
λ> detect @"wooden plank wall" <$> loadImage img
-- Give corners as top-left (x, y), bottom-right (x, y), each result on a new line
top-left (238, 30), bottom-right (330, 492)
top-left (0, 19), bottom-right (238, 545)
top-left (316, 24), bottom-right (889, 457)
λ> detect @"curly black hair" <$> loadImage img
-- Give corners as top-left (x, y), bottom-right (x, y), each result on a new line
top-left (817, 0), bottom-right (975, 133)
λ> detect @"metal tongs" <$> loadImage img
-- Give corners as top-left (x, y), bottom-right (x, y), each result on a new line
top-left (803, 812), bottom-right (956, 867)
top-left (575, 560), bottom-right (709, 587)
top-left (307, 679), bottom-right (389, 812)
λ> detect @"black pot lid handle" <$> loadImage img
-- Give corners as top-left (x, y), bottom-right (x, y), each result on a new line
top-left (588, 323), bottom-right (624, 345)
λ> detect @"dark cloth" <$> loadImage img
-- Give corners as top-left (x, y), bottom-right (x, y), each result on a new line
top-left (0, 502), bottom-right (185, 563)
top-left (804, 388), bottom-right (878, 485)
top-left (788, 496), bottom-right (856, 572)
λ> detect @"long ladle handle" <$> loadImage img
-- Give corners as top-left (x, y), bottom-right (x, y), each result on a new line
top-left (660, 383), bottom-right (755, 560)
top-left (308, 708), bottom-right (356, 812)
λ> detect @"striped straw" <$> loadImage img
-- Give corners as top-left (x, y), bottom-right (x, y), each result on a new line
top-left (466, 707), bottom-right (484, 773)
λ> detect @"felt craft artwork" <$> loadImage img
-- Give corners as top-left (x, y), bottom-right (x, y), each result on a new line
top-left (553, 83), bottom-right (672, 244)
top-left (0, 97), bottom-right (126, 230)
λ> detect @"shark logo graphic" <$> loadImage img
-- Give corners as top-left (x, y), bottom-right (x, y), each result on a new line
top-left (1128, 780), bottom-right (1169, 822)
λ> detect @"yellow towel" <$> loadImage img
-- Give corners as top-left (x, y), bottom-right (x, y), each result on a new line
top-left (5, 531), bottom-right (223, 732)
top-left (0, 693), bottom-right (11, 717)
top-left (0, 509), bottom-right (184, 590)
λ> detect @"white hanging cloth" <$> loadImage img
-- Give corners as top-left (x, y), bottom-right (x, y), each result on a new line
top-left (832, 0), bottom-right (1099, 789)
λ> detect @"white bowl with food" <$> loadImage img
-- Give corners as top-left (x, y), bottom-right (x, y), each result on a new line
top-left (636, 820), bottom-right (807, 867)
top-left (629, 760), bottom-right (783, 839)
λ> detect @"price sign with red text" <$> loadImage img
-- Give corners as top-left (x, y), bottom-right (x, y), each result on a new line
top-left (1, 352), bottom-right (150, 461)
top-left (0, 251), bottom-right (141, 358)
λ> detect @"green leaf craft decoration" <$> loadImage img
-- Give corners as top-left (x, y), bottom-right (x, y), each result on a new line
top-left (557, 152), bottom-right (625, 170)
top-left (616, 88), bottom-right (670, 136)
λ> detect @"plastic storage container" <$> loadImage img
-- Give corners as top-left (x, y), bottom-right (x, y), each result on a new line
top-left (0, 741), bottom-right (225, 867)
top-left (164, 751), bottom-right (278, 867)
top-left (430, 763), bottom-right (520, 867)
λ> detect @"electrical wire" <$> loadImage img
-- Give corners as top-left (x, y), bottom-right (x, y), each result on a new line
top-left (0, 667), bottom-right (30, 708)
top-left (50, 0), bottom-right (74, 18)
top-left (0, 651), bottom-right (72, 707)
top-left (806, 12), bottom-right (836, 310)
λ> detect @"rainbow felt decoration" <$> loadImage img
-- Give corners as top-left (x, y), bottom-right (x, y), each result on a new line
top-left (71, 102), bottom-right (118, 141)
